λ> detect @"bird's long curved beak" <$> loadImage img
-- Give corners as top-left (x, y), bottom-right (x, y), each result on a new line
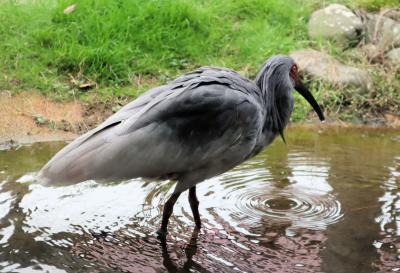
top-left (295, 81), bottom-right (325, 121)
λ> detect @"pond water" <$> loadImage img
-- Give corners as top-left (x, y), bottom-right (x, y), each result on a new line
top-left (0, 126), bottom-right (399, 273)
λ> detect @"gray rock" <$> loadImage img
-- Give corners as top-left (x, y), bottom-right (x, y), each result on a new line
top-left (364, 13), bottom-right (400, 51)
top-left (290, 49), bottom-right (372, 91)
top-left (308, 4), bottom-right (363, 47)
top-left (386, 48), bottom-right (400, 64)
top-left (0, 139), bottom-right (18, 151)
top-left (384, 8), bottom-right (400, 22)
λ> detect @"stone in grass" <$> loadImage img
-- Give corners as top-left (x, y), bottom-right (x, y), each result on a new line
top-left (290, 49), bottom-right (373, 92)
top-left (0, 139), bottom-right (18, 151)
top-left (364, 13), bottom-right (400, 52)
top-left (308, 4), bottom-right (363, 47)
top-left (386, 48), bottom-right (400, 64)
top-left (384, 8), bottom-right (400, 22)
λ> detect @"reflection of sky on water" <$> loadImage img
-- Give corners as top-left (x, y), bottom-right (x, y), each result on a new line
top-left (376, 161), bottom-right (400, 235)
top-left (288, 154), bottom-right (332, 193)
top-left (0, 262), bottom-right (67, 273)
top-left (20, 179), bottom-right (162, 236)
top-left (373, 156), bottom-right (400, 273)
top-left (0, 186), bottom-right (13, 220)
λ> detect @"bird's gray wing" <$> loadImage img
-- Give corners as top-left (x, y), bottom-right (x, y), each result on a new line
top-left (50, 66), bottom-right (255, 155)
top-left (58, 85), bottom-right (170, 153)
top-left (39, 67), bottom-right (264, 189)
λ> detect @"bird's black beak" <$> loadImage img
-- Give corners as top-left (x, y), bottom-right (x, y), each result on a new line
top-left (295, 81), bottom-right (325, 121)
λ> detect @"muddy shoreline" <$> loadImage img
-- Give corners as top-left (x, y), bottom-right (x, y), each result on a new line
top-left (1, 91), bottom-right (399, 149)
top-left (0, 91), bottom-right (114, 149)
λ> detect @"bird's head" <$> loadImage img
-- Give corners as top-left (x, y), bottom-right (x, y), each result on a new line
top-left (256, 55), bottom-right (325, 122)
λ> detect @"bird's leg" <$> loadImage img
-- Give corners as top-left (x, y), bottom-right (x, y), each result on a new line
top-left (157, 192), bottom-right (181, 238)
top-left (188, 186), bottom-right (201, 229)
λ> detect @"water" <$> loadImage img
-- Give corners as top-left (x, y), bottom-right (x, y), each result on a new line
top-left (0, 126), bottom-right (399, 273)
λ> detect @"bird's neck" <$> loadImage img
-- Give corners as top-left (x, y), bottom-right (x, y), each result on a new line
top-left (255, 69), bottom-right (294, 140)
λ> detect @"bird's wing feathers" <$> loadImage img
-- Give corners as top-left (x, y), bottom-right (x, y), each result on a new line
top-left (39, 67), bottom-right (263, 186)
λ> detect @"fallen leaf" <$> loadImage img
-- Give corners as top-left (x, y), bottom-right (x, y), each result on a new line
top-left (79, 82), bottom-right (96, 91)
top-left (64, 4), bottom-right (76, 14)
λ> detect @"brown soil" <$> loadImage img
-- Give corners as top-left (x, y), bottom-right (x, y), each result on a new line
top-left (0, 91), bottom-right (111, 146)
top-left (0, 90), bottom-right (399, 149)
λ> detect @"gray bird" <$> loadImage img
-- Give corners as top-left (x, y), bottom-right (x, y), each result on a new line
top-left (38, 55), bottom-right (324, 237)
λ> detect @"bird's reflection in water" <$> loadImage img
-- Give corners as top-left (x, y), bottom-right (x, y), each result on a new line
top-left (160, 229), bottom-right (211, 273)
top-left (72, 227), bottom-right (210, 273)
top-left (71, 213), bottom-right (326, 273)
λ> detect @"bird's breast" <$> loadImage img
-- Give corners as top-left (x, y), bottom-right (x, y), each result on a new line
top-left (250, 130), bottom-right (278, 157)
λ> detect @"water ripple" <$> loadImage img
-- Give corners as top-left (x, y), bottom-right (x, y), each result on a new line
top-left (230, 187), bottom-right (342, 230)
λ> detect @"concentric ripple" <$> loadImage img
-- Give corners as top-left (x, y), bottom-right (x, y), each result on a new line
top-left (210, 158), bottom-right (344, 233)
top-left (230, 188), bottom-right (342, 230)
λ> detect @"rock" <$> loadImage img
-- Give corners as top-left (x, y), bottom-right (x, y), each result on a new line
top-left (308, 4), bottom-right (363, 47)
top-left (290, 49), bottom-right (372, 91)
top-left (79, 82), bottom-right (96, 91)
top-left (0, 139), bottom-right (18, 151)
top-left (364, 13), bottom-right (400, 51)
top-left (386, 48), bottom-right (400, 64)
top-left (383, 8), bottom-right (400, 22)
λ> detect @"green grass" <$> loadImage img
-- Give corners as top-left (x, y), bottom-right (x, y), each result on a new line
top-left (0, 0), bottom-right (398, 122)
top-left (344, 0), bottom-right (399, 10)
top-left (0, 0), bottom-right (311, 87)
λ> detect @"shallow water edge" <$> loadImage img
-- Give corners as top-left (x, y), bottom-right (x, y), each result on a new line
top-left (0, 126), bottom-right (399, 273)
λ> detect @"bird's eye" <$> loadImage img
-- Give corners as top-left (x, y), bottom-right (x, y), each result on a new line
top-left (291, 64), bottom-right (298, 74)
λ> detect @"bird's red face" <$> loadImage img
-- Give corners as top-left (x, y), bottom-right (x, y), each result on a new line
top-left (289, 64), bottom-right (299, 86)
top-left (290, 63), bottom-right (325, 122)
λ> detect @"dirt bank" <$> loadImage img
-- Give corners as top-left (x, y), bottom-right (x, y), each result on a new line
top-left (0, 91), bottom-right (399, 150)
top-left (0, 91), bottom-right (113, 149)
